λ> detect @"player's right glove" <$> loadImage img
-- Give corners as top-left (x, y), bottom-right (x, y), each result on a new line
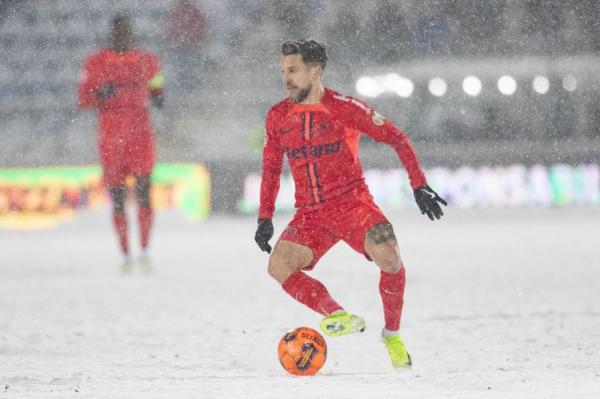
top-left (413, 185), bottom-right (447, 221)
top-left (97, 83), bottom-right (115, 101)
top-left (254, 219), bottom-right (274, 253)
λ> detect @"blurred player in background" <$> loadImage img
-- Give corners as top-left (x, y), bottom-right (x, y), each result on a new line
top-left (254, 40), bottom-right (446, 369)
top-left (78, 14), bottom-right (164, 267)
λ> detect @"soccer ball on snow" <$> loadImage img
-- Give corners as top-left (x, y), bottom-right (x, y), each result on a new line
top-left (277, 327), bottom-right (327, 376)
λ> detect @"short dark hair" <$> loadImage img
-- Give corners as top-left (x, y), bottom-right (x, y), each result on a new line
top-left (281, 40), bottom-right (327, 69)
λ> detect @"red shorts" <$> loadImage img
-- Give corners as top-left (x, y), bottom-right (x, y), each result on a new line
top-left (100, 141), bottom-right (154, 186)
top-left (99, 113), bottom-right (155, 186)
top-left (99, 138), bottom-right (154, 186)
top-left (278, 190), bottom-right (389, 270)
top-left (102, 156), bottom-right (154, 186)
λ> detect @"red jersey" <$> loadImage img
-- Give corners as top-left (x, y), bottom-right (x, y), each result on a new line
top-left (78, 48), bottom-right (163, 112)
top-left (78, 48), bottom-right (164, 171)
top-left (259, 88), bottom-right (427, 219)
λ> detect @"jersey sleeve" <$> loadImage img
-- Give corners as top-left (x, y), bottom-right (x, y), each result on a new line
top-left (78, 55), bottom-right (100, 109)
top-left (146, 54), bottom-right (165, 96)
top-left (258, 109), bottom-right (284, 220)
top-left (342, 97), bottom-right (427, 189)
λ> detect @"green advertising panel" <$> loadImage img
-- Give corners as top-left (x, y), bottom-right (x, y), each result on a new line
top-left (0, 163), bottom-right (210, 230)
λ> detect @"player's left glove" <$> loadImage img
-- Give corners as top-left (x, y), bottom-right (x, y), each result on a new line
top-left (254, 219), bottom-right (274, 253)
top-left (414, 185), bottom-right (447, 221)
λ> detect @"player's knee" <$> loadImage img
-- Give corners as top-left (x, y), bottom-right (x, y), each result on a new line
top-left (267, 246), bottom-right (311, 284)
top-left (376, 247), bottom-right (402, 274)
top-left (380, 259), bottom-right (401, 274)
top-left (267, 254), bottom-right (290, 283)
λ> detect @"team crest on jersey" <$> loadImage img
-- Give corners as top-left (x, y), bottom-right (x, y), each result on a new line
top-left (317, 121), bottom-right (331, 135)
top-left (372, 111), bottom-right (385, 126)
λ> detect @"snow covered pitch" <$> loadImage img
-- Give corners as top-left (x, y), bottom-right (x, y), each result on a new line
top-left (1, 207), bottom-right (599, 398)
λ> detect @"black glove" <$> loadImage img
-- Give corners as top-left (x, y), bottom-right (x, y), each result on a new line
top-left (97, 83), bottom-right (115, 101)
top-left (254, 219), bottom-right (274, 253)
top-left (414, 185), bottom-right (447, 221)
top-left (151, 93), bottom-right (164, 108)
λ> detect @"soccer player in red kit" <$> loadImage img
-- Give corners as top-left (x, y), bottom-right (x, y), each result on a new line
top-left (78, 15), bottom-right (164, 266)
top-left (254, 40), bottom-right (447, 368)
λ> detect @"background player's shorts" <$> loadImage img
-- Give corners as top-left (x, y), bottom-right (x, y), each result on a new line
top-left (101, 146), bottom-right (154, 186)
top-left (102, 157), bottom-right (154, 186)
top-left (278, 190), bottom-right (389, 270)
top-left (99, 116), bottom-right (155, 186)
top-left (99, 139), bottom-right (155, 186)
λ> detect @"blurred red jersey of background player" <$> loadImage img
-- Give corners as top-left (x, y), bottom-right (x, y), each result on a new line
top-left (78, 14), bottom-right (164, 266)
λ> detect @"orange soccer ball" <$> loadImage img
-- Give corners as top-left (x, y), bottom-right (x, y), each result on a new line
top-left (277, 327), bottom-right (327, 376)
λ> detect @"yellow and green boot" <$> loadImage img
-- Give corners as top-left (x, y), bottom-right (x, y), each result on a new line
top-left (319, 311), bottom-right (366, 337)
top-left (381, 330), bottom-right (412, 368)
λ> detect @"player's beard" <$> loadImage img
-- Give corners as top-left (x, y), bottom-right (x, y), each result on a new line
top-left (289, 84), bottom-right (311, 103)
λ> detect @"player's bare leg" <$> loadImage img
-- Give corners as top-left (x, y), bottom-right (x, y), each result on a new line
top-left (364, 223), bottom-right (412, 368)
top-left (135, 175), bottom-right (153, 269)
top-left (269, 240), bottom-right (365, 336)
top-left (268, 240), bottom-right (313, 284)
top-left (109, 185), bottom-right (131, 270)
top-left (365, 223), bottom-right (403, 274)
top-left (268, 240), bottom-right (343, 316)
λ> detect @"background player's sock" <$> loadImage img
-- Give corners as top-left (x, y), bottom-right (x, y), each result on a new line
top-left (379, 267), bottom-right (406, 331)
top-left (282, 271), bottom-right (343, 316)
top-left (112, 212), bottom-right (128, 254)
top-left (138, 206), bottom-right (153, 249)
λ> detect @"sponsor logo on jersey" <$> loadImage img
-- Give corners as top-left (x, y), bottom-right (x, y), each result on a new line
top-left (284, 141), bottom-right (342, 160)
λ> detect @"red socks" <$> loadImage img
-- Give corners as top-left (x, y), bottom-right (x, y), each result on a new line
top-left (112, 212), bottom-right (128, 255)
top-left (281, 267), bottom-right (406, 331)
top-left (138, 206), bottom-right (153, 249)
top-left (282, 272), bottom-right (342, 316)
top-left (379, 267), bottom-right (406, 331)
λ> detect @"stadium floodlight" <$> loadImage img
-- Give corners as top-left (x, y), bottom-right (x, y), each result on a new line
top-left (497, 75), bottom-right (517, 95)
top-left (383, 73), bottom-right (402, 92)
top-left (532, 75), bottom-right (550, 94)
top-left (562, 75), bottom-right (577, 92)
top-left (383, 73), bottom-right (413, 98)
top-left (356, 76), bottom-right (384, 98)
top-left (462, 76), bottom-right (482, 96)
top-left (428, 77), bottom-right (447, 97)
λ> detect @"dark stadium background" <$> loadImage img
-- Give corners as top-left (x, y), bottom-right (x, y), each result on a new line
top-left (1, 0), bottom-right (598, 212)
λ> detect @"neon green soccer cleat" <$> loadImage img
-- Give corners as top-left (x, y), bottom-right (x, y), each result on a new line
top-left (319, 311), bottom-right (366, 337)
top-left (381, 331), bottom-right (412, 368)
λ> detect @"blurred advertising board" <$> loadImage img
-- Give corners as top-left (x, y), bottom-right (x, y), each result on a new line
top-left (239, 164), bottom-right (599, 214)
top-left (0, 163), bottom-right (210, 230)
